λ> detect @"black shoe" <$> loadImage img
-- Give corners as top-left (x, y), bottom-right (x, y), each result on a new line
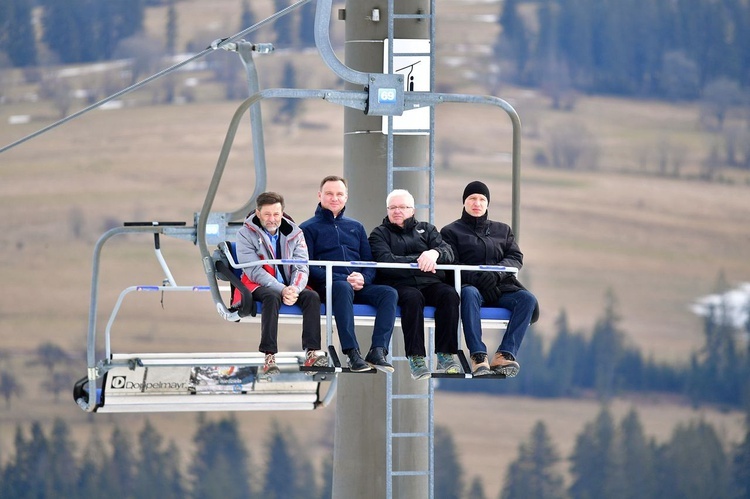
top-left (365, 347), bottom-right (395, 373)
top-left (346, 349), bottom-right (372, 373)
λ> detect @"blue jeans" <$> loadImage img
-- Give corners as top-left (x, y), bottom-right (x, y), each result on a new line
top-left (325, 281), bottom-right (398, 353)
top-left (460, 286), bottom-right (536, 359)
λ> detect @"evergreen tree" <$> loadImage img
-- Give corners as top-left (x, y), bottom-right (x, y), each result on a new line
top-left (2, 0), bottom-right (37, 67)
top-left (617, 409), bottom-right (657, 499)
top-left (318, 454), bottom-right (333, 499)
top-left (466, 476), bottom-right (486, 499)
top-left (435, 425), bottom-right (464, 499)
top-left (41, 0), bottom-right (85, 63)
top-left (513, 327), bottom-right (550, 396)
top-left (6, 422), bottom-right (51, 498)
top-left (191, 415), bottom-right (252, 499)
top-left (1, 426), bottom-right (27, 497)
top-left (41, 0), bottom-right (144, 63)
top-left (77, 429), bottom-right (109, 497)
top-left (732, 406), bottom-right (750, 498)
top-left (133, 420), bottom-right (184, 499)
top-left (276, 61), bottom-right (302, 123)
top-left (97, 0), bottom-right (117, 62)
top-left (163, 0), bottom-right (178, 103)
top-left (274, 0), bottom-right (294, 48)
top-left (628, 0), bottom-right (664, 95)
top-left (103, 426), bottom-right (135, 498)
top-left (589, 289), bottom-right (625, 400)
top-left (687, 271), bottom-right (745, 405)
top-left (656, 420), bottom-right (731, 499)
top-left (166, 0), bottom-right (178, 56)
top-left (546, 309), bottom-right (584, 396)
top-left (298, 1), bottom-right (316, 48)
top-left (502, 421), bottom-right (565, 499)
top-left (163, 441), bottom-right (186, 498)
top-left (241, 0), bottom-right (256, 31)
top-left (47, 418), bottom-right (78, 498)
top-left (727, 0), bottom-right (750, 87)
top-left (569, 407), bottom-right (618, 499)
top-left (263, 421), bottom-right (305, 498)
top-left (495, 0), bottom-right (530, 83)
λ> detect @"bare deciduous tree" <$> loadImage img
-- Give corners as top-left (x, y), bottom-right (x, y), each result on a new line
top-left (700, 78), bottom-right (746, 131)
top-left (546, 121), bottom-right (600, 170)
top-left (0, 370), bottom-right (23, 409)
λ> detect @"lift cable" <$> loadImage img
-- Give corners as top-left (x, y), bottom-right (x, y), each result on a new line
top-left (0, 0), bottom-right (311, 156)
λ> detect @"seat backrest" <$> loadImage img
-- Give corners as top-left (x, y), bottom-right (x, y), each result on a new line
top-left (227, 242), bottom-right (243, 280)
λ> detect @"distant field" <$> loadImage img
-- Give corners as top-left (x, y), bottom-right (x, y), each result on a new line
top-left (1, 0), bottom-right (749, 494)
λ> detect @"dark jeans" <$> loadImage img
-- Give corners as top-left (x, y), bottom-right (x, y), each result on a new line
top-left (460, 286), bottom-right (536, 359)
top-left (252, 286), bottom-right (321, 354)
top-left (394, 283), bottom-right (460, 357)
top-left (316, 281), bottom-right (398, 353)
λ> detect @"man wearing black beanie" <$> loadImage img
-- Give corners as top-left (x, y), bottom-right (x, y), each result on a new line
top-left (440, 180), bottom-right (539, 377)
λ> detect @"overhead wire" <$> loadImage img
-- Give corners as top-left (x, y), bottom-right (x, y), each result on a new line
top-left (0, 0), bottom-right (312, 155)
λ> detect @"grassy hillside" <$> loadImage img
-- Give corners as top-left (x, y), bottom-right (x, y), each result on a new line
top-left (1, 0), bottom-right (749, 495)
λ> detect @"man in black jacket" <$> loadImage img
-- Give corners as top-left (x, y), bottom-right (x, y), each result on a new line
top-left (369, 189), bottom-right (462, 380)
top-left (440, 181), bottom-right (538, 377)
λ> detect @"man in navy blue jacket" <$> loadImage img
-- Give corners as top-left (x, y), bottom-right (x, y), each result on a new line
top-left (300, 175), bottom-right (398, 373)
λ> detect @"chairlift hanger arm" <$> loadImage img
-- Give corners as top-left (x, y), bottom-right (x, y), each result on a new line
top-left (196, 88), bottom-right (368, 321)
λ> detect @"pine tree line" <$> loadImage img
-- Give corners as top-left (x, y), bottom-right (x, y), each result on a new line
top-left (0, 0), bottom-right (318, 70)
top-left (441, 288), bottom-right (750, 409)
top-left (0, 416), bottom-right (326, 499)
top-left (496, 0), bottom-right (750, 99)
top-left (2, 408), bottom-right (748, 499)
top-left (503, 406), bottom-right (750, 499)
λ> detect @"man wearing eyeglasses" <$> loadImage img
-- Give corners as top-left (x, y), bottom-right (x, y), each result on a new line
top-left (368, 189), bottom-right (462, 380)
top-left (300, 175), bottom-right (398, 373)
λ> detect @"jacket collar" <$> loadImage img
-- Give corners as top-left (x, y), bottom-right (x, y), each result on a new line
top-left (315, 202), bottom-right (346, 221)
top-left (381, 215), bottom-right (417, 232)
top-left (460, 208), bottom-right (489, 229)
top-left (249, 214), bottom-right (295, 236)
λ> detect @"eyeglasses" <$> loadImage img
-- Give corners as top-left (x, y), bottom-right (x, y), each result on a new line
top-left (387, 205), bottom-right (413, 211)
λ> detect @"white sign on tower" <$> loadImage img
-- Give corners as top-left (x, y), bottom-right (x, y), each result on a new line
top-left (382, 38), bottom-right (431, 135)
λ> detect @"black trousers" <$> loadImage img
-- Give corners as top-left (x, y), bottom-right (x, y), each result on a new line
top-left (252, 286), bottom-right (321, 354)
top-left (394, 282), bottom-right (460, 357)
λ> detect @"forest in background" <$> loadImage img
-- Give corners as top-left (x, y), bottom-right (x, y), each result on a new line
top-left (2, 406), bottom-right (749, 499)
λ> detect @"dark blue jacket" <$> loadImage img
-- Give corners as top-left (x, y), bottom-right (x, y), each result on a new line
top-left (300, 204), bottom-right (376, 288)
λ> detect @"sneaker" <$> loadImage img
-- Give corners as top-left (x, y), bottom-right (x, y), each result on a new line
top-left (470, 352), bottom-right (491, 377)
top-left (365, 347), bottom-right (395, 373)
top-left (436, 353), bottom-right (462, 374)
top-left (263, 353), bottom-right (280, 375)
top-left (304, 349), bottom-right (328, 368)
top-left (490, 352), bottom-right (520, 377)
top-left (408, 356), bottom-right (431, 380)
top-left (346, 349), bottom-right (372, 373)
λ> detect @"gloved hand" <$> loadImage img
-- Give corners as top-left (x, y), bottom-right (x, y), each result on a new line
top-left (480, 285), bottom-right (501, 304)
top-left (474, 272), bottom-right (498, 290)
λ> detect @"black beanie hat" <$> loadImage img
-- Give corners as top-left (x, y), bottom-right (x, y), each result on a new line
top-left (462, 180), bottom-right (490, 203)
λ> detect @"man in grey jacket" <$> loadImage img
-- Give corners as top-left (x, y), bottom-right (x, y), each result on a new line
top-left (236, 192), bottom-right (327, 375)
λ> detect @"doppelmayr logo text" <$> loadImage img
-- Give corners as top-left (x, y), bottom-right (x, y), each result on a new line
top-left (111, 376), bottom-right (186, 390)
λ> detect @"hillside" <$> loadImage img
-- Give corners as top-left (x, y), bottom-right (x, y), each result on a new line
top-left (1, 0), bottom-right (749, 495)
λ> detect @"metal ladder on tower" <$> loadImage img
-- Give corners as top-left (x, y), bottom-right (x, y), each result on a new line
top-left (383, 0), bottom-right (437, 497)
